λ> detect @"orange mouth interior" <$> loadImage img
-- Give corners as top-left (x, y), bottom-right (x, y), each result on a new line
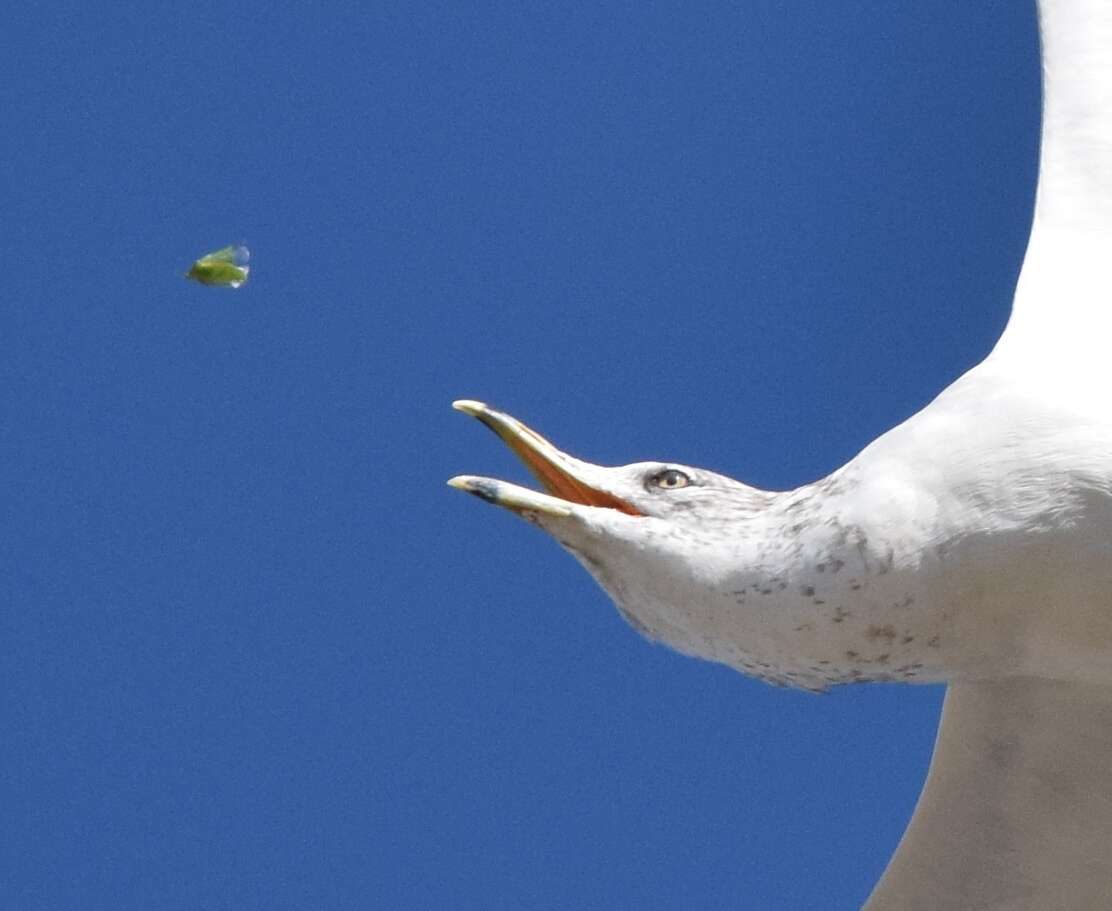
top-left (503, 433), bottom-right (643, 517)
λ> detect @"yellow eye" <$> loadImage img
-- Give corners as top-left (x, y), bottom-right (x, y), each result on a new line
top-left (651, 469), bottom-right (690, 490)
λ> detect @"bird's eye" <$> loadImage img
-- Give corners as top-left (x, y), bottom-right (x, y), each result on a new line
top-left (649, 469), bottom-right (690, 491)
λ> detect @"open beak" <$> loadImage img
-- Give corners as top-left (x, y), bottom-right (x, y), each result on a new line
top-left (448, 400), bottom-right (643, 518)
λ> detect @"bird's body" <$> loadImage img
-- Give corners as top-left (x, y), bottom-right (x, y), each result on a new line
top-left (455, 354), bottom-right (1112, 696)
top-left (578, 358), bottom-right (1112, 692)
top-left (450, 0), bottom-right (1112, 907)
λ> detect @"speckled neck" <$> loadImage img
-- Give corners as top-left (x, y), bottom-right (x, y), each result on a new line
top-left (564, 472), bottom-right (964, 692)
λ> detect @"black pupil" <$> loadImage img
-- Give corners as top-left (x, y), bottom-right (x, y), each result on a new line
top-left (659, 470), bottom-right (686, 488)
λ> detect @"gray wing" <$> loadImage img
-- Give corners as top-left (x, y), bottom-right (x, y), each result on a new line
top-left (864, 678), bottom-right (1112, 911)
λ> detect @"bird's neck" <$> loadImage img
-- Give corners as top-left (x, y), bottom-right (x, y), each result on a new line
top-left (596, 477), bottom-right (963, 691)
top-left (705, 482), bottom-right (959, 690)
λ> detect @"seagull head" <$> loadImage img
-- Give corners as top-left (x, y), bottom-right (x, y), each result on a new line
top-left (447, 400), bottom-right (801, 673)
top-left (448, 399), bottom-right (767, 530)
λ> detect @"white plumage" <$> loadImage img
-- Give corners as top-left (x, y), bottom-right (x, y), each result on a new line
top-left (451, 1), bottom-right (1112, 907)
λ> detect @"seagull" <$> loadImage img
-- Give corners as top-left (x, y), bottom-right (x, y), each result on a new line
top-left (448, 1), bottom-right (1112, 907)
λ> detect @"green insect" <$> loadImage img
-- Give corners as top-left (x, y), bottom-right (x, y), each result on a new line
top-left (186, 244), bottom-right (250, 288)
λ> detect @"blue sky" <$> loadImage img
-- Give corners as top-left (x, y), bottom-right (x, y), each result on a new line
top-left (3, 2), bottom-right (1038, 908)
